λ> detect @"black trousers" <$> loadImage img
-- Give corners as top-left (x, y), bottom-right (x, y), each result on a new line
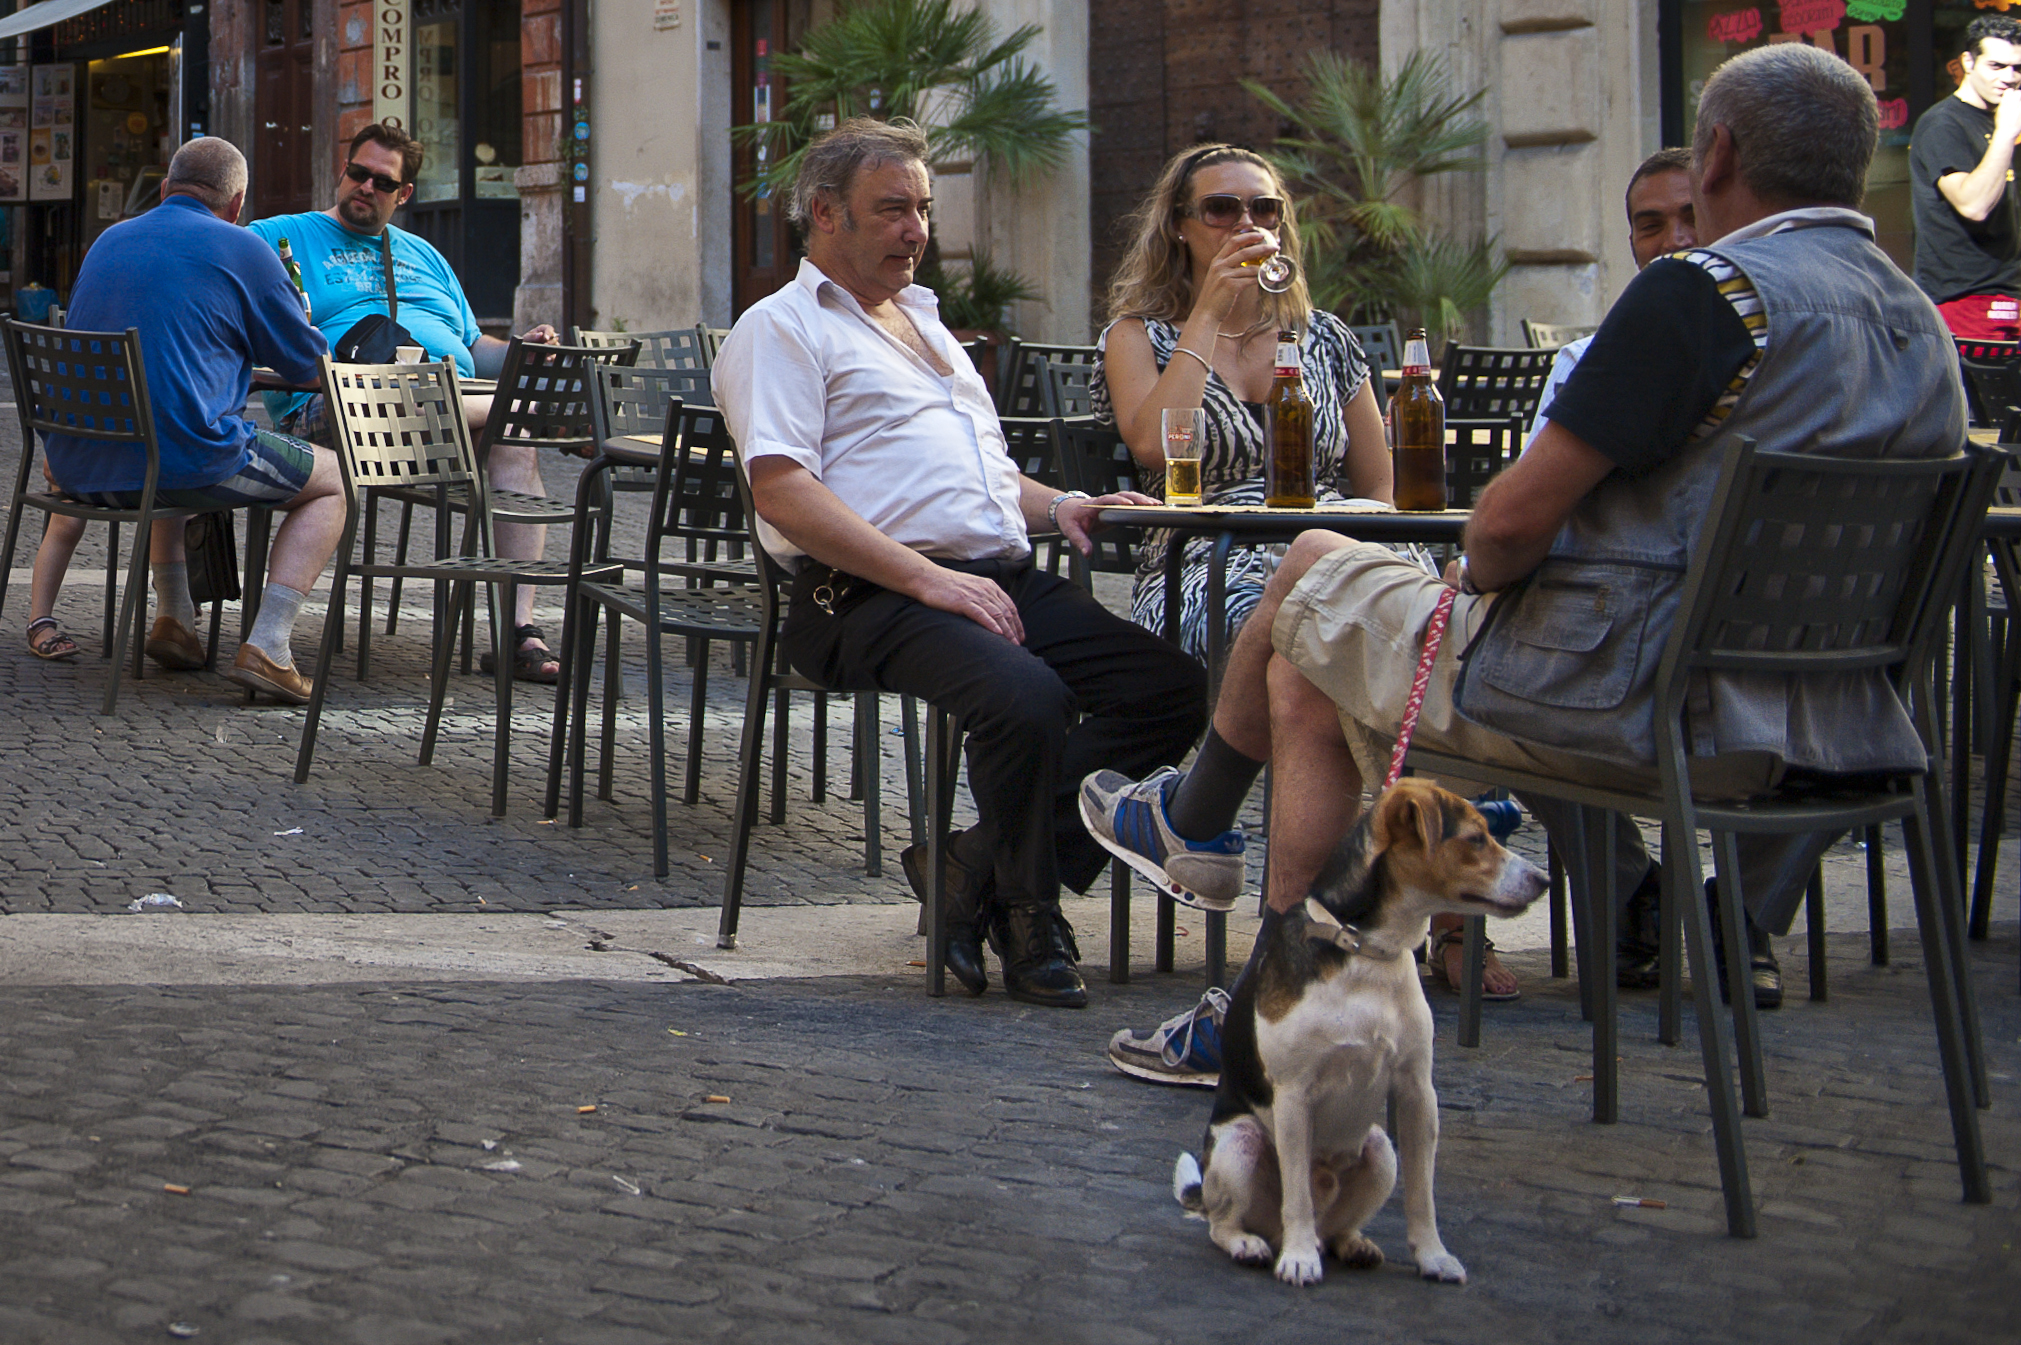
top-left (783, 556), bottom-right (1208, 909)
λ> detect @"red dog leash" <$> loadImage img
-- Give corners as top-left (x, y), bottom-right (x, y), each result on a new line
top-left (1380, 585), bottom-right (1458, 791)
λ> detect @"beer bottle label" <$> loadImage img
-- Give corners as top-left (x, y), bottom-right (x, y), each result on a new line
top-left (1274, 339), bottom-right (1299, 377)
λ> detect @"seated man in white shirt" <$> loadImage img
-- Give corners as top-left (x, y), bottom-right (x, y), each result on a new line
top-left (713, 119), bottom-right (1208, 1009)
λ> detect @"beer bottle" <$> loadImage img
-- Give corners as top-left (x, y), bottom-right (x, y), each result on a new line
top-left (1263, 329), bottom-right (1316, 508)
top-left (277, 237), bottom-right (311, 321)
top-left (1390, 327), bottom-right (1446, 511)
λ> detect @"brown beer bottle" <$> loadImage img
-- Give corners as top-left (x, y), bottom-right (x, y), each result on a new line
top-left (1390, 327), bottom-right (1446, 511)
top-left (1263, 329), bottom-right (1316, 507)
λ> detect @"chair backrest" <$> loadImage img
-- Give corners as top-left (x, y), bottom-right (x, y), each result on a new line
top-left (1040, 358), bottom-right (1094, 418)
top-left (654, 402), bottom-right (751, 565)
top-left (1348, 322), bottom-right (1402, 373)
top-left (483, 338), bottom-right (638, 457)
top-left (1663, 438), bottom-right (2000, 723)
top-left (1437, 344), bottom-right (1557, 425)
top-left (1049, 416), bottom-right (1141, 574)
top-left (698, 326), bottom-right (732, 364)
top-left (1522, 320), bottom-right (1597, 350)
top-left (589, 363), bottom-right (712, 445)
top-left (1444, 417), bottom-right (1523, 508)
top-left (574, 326), bottom-right (708, 372)
top-left (999, 341), bottom-right (1098, 417)
top-left (5, 320), bottom-right (158, 448)
top-left (1000, 415), bottom-right (1064, 489)
top-left (1958, 351), bottom-right (2021, 429)
top-left (320, 356), bottom-right (483, 542)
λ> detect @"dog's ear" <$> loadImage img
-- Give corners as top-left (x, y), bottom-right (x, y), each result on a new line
top-left (1371, 785), bottom-right (1443, 855)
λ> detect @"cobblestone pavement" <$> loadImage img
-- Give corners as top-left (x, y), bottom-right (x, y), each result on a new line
top-left (0, 378), bottom-right (2017, 1342)
top-left (0, 936), bottom-right (2016, 1345)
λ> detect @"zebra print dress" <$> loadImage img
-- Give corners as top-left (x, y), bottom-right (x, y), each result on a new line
top-left (1092, 312), bottom-right (1373, 661)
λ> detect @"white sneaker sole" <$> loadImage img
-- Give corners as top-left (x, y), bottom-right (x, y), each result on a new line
top-left (1106, 1049), bottom-right (1219, 1088)
top-left (1079, 790), bottom-right (1239, 914)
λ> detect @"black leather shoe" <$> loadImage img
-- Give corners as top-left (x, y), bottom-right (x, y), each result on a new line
top-left (987, 903), bottom-right (1088, 1009)
top-left (1706, 878), bottom-right (1782, 1009)
top-left (1616, 865), bottom-right (1663, 990)
top-left (900, 836), bottom-right (990, 996)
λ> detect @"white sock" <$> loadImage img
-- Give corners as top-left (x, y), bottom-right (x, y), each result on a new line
top-left (246, 582), bottom-right (307, 668)
top-left (151, 561), bottom-right (195, 628)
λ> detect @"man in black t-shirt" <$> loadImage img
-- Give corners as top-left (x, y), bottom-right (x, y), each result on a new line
top-left (1911, 14), bottom-right (2021, 338)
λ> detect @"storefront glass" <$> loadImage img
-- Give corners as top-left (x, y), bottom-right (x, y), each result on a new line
top-left (412, 6), bottom-right (460, 205)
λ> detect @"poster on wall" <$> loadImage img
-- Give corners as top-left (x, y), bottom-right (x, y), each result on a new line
top-left (0, 64), bottom-right (24, 201)
top-left (29, 63), bottom-right (73, 201)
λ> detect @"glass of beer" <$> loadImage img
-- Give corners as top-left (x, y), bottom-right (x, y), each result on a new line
top-left (1162, 407), bottom-right (1206, 506)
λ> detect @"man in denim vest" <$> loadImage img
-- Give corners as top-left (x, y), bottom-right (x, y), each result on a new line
top-left (1086, 42), bottom-right (1962, 1082)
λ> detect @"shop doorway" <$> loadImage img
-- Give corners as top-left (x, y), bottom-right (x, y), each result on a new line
top-left (252, 0), bottom-right (315, 217)
top-left (730, 0), bottom-right (808, 315)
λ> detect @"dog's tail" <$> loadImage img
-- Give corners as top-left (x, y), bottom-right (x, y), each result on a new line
top-left (1172, 1152), bottom-right (1205, 1213)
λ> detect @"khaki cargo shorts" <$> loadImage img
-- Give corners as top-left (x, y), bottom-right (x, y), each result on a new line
top-left (1270, 541), bottom-right (1779, 801)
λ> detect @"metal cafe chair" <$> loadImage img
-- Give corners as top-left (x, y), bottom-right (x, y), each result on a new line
top-left (997, 340), bottom-right (1097, 418)
top-left (1437, 343), bottom-right (1557, 428)
top-left (1040, 357), bottom-right (1094, 419)
top-left (1521, 319), bottom-right (1598, 350)
top-left (574, 326), bottom-right (710, 373)
top-left (1955, 339), bottom-right (2021, 430)
top-left (0, 320), bottom-right (249, 713)
top-left (1410, 435), bottom-right (2000, 1237)
top-left (365, 337), bottom-right (638, 678)
top-left (294, 358), bottom-right (625, 816)
top-left (1349, 322), bottom-right (1401, 412)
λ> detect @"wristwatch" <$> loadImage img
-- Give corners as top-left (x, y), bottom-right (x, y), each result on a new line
top-left (1048, 490), bottom-right (1092, 531)
top-left (1456, 556), bottom-right (1482, 595)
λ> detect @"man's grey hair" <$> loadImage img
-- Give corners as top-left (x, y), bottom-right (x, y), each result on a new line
top-left (164, 136), bottom-right (248, 214)
top-left (1692, 43), bottom-right (1877, 209)
top-left (788, 117), bottom-right (930, 228)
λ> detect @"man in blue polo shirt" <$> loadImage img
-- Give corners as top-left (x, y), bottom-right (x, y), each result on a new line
top-left (246, 122), bottom-right (565, 682)
top-left (33, 136), bottom-right (343, 704)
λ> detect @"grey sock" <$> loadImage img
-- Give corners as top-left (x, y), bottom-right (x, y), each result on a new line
top-left (1169, 727), bottom-right (1267, 840)
top-left (151, 561), bottom-right (195, 628)
top-left (246, 582), bottom-right (307, 668)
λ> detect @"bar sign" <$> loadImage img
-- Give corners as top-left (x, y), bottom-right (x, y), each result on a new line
top-left (376, 0), bottom-right (409, 131)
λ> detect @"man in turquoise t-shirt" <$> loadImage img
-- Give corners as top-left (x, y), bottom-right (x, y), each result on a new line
top-left (246, 122), bottom-right (565, 681)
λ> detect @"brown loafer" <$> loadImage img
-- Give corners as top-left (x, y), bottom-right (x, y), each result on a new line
top-left (226, 643), bottom-right (312, 705)
top-left (144, 616), bottom-right (206, 671)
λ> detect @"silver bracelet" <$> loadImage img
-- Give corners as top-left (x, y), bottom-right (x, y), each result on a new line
top-left (1048, 490), bottom-right (1092, 531)
top-left (1169, 346), bottom-right (1212, 374)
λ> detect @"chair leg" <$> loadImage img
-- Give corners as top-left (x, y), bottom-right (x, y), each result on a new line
top-left (1900, 787), bottom-right (1992, 1203)
top-left (102, 510), bottom-right (154, 714)
top-left (769, 682), bottom-right (790, 825)
top-left (1156, 893), bottom-right (1176, 973)
top-left (1548, 843), bottom-right (1568, 979)
top-left (643, 614), bottom-right (671, 879)
top-left (1587, 807), bottom-right (1619, 1125)
top-left (1658, 828), bottom-right (1683, 1048)
top-left (1711, 831), bottom-right (1768, 1120)
top-left (1566, 807), bottom-right (1595, 1023)
top-left (358, 496), bottom-right (379, 663)
top-left (1457, 915), bottom-right (1485, 1049)
top-left (690, 641), bottom-right (714, 808)
top-left (1670, 813), bottom-right (1756, 1238)
top-left (102, 519), bottom-right (119, 655)
top-left (293, 564), bottom-right (351, 785)
top-left (487, 582), bottom-right (513, 817)
top-left (1920, 716), bottom-right (1992, 1110)
top-left (1969, 631), bottom-right (2020, 941)
top-left (923, 707), bottom-right (955, 997)
top-left (856, 692), bottom-right (882, 877)
top-left (1805, 866), bottom-right (1828, 1002)
top-left (811, 691), bottom-right (829, 803)
top-left (598, 615), bottom-right (622, 803)
top-left (1867, 824), bottom-right (1890, 966)
top-left (567, 603), bottom-right (602, 829)
top-left (387, 499), bottom-right (414, 635)
top-left (242, 507), bottom-right (272, 640)
top-left (1109, 858), bottom-right (1130, 984)
top-left (718, 637), bottom-right (775, 951)
top-left (418, 578), bottom-right (465, 767)
top-left (901, 695), bottom-right (926, 849)
top-left (1205, 911), bottom-right (1226, 991)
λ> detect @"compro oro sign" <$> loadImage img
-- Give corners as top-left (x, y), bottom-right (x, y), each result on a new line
top-left (375, 0), bottom-right (409, 130)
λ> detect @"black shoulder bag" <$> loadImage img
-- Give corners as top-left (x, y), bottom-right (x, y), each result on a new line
top-left (333, 233), bottom-right (418, 363)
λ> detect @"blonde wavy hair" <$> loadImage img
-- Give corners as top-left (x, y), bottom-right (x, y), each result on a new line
top-left (1104, 144), bottom-right (1312, 338)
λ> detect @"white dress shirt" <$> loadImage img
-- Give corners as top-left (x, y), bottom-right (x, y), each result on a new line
top-left (713, 258), bottom-right (1030, 570)
top-left (1522, 333), bottom-right (1592, 453)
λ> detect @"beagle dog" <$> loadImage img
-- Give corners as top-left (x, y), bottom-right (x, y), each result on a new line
top-left (1173, 779), bottom-right (1547, 1285)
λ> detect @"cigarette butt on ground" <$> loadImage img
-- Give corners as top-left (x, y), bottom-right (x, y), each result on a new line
top-left (1612, 1196), bottom-right (1666, 1209)
top-left (705, 1095), bottom-right (731, 1104)
top-left (163, 1183), bottom-right (190, 1195)
top-left (577, 1105), bottom-right (597, 1114)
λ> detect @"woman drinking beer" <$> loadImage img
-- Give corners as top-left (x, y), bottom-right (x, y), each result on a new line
top-left (1094, 144), bottom-right (1390, 662)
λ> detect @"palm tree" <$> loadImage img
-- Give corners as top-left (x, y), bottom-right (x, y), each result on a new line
top-left (737, 0), bottom-right (1087, 201)
top-left (1245, 51), bottom-right (1508, 349)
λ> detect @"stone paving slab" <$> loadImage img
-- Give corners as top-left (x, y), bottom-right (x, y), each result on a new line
top-left (0, 932), bottom-right (2015, 1345)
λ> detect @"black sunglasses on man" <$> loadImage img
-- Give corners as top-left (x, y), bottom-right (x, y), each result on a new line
top-left (343, 162), bottom-right (405, 195)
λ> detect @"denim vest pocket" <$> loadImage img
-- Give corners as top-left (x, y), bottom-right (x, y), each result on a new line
top-left (1468, 566), bottom-right (1656, 711)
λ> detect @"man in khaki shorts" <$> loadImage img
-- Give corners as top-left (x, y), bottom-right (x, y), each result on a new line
top-left (1083, 42), bottom-right (1964, 1084)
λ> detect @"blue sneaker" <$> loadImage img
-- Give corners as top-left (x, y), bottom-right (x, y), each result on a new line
top-left (1472, 795), bottom-right (1523, 842)
top-left (1107, 989), bottom-right (1228, 1087)
top-left (1080, 767), bottom-right (1246, 912)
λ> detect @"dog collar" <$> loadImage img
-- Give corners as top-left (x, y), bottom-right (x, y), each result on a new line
top-left (1299, 898), bottom-right (1369, 956)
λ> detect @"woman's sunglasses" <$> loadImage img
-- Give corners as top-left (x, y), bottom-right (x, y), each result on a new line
top-left (343, 163), bottom-right (405, 195)
top-left (1181, 193), bottom-right (1283, 228)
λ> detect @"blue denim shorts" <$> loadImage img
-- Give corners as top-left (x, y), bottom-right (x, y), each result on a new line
top-left (74, 429), bottom-right (317, 509)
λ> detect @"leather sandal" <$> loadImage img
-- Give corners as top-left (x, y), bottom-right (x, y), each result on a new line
top-left (1429, 924), bottom-right (1521, 1001)
top-left (478, 622), bottom-right (561, 684)
top-left (25, 616), bottom-right (78, 661)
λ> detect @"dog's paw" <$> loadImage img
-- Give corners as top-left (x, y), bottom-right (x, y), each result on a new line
top-left (1275, 1243), bottom-right (1326, 1286)
top-left (1222, 1232), bottom-right (1273, 1266)
top-left (1329, 1233), bottom-right (1384, 1270)
top-left (1415, 1250), bottom-right (1467, 1284)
